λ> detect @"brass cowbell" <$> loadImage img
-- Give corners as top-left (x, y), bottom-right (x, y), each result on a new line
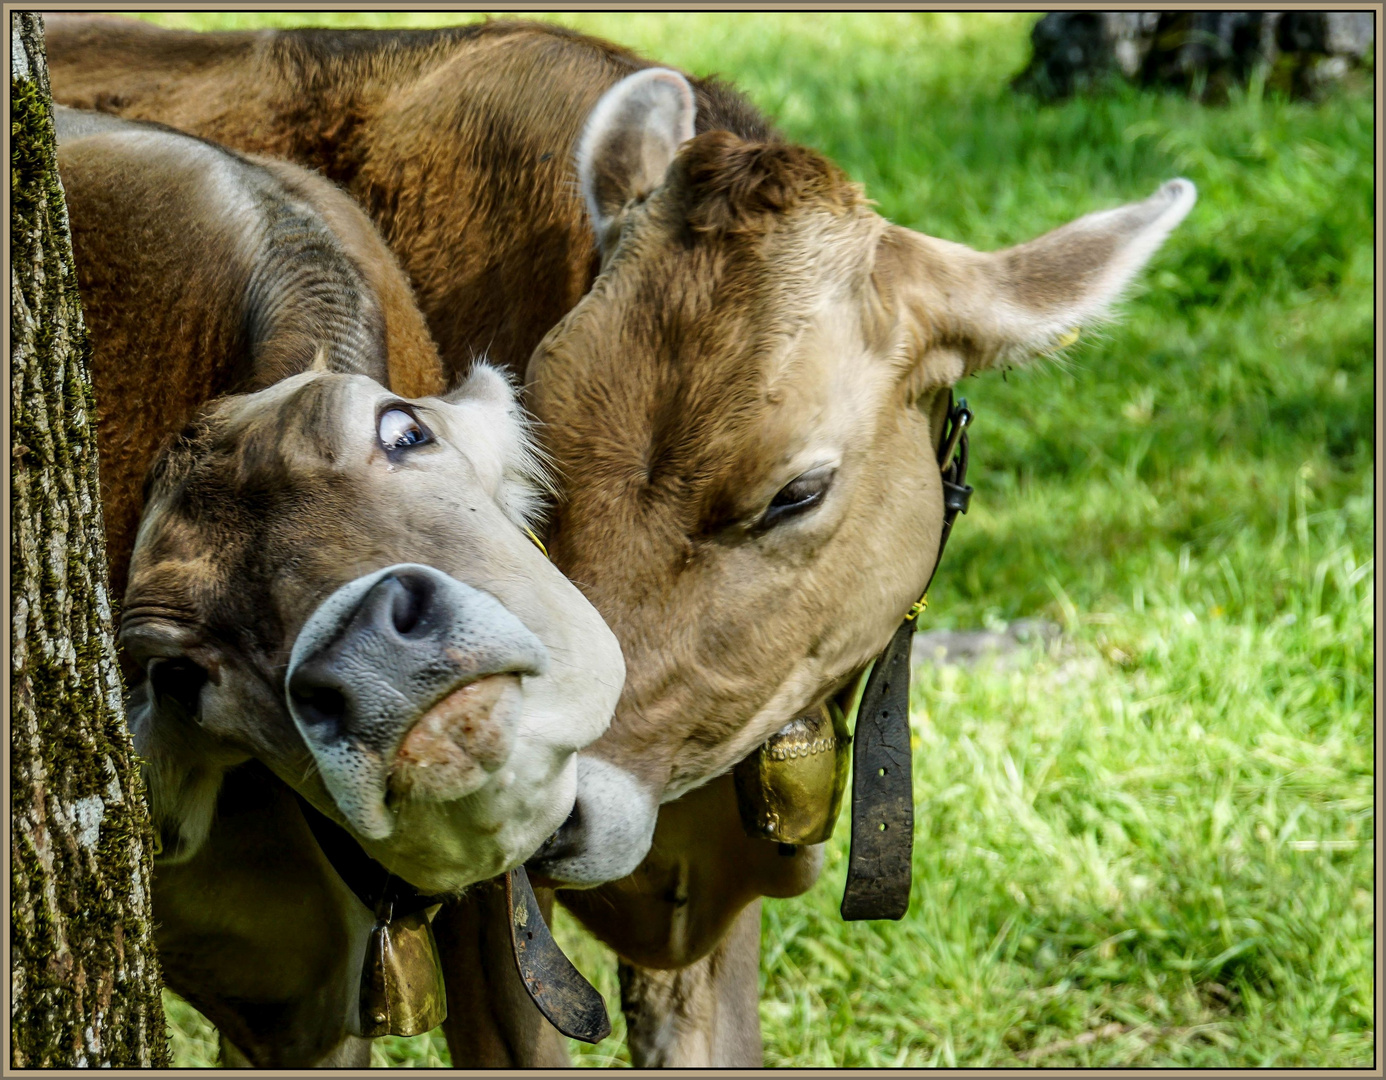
top-left (355, 900), bottom-right (448, 1038)
top-left (733, 702), bottom-right (852, 846)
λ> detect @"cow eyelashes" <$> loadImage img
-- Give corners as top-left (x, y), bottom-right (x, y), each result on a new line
top-left (760, 465), bottom-right (836, 529)
top-left (378, 406), bottom-right (433, 453)
top-left (148, 657), bottom-right (209, 720)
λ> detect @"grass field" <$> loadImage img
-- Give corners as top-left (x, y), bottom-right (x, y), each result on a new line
top-left (124, 11), bottom-right (1375, 1068)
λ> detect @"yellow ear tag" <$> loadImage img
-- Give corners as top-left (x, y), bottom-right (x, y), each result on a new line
top-left (524, 528), bottom-right (549, 560)
top-left (1056, 327), bottom-right (1080, 349)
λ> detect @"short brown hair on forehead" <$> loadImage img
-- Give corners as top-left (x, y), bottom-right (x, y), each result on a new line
top-left (143, 375), bottom-right (355, 515)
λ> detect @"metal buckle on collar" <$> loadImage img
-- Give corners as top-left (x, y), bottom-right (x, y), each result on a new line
top-left (937, 398), bottom-right (972, 473)
top-left (938, 401), bottom-right (974, 521)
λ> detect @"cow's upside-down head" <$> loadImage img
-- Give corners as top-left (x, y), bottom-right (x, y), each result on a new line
top-left (121, 364), bottom-right (625, 894)
top-left (526, 69), bottom-right (1196, 885)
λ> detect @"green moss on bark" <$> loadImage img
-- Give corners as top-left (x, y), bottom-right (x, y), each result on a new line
top-left (10, 12), bottom-right (169, 1067)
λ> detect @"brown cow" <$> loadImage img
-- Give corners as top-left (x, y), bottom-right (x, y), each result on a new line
top-left (47, 20), bottom-right (1196, 1066)
top-left (55, 105), bottom-right (624, 1065)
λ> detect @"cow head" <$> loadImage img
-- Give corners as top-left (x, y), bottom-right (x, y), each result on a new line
top-left (121, 366), bottom-right (624, 894)
top-left (525, 69), bottom-right (1195, 885)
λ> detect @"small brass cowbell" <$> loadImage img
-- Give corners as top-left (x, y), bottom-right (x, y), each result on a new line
top-left (734, 703), bottom-right (851, 846)
top-left (355, 902), bottom-right (448, 1038)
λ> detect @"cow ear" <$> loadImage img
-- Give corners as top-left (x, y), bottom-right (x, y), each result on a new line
top-left (124, 651), bottom-right (249, 864)
top-left (876, 179), bottom-right (1196, 388)
top-left (577, 67), bottom-right (696, 254)
top-left (125, 676), bottom-right (227, 864)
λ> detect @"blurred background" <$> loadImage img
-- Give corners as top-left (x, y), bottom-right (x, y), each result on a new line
top-left (122, 11), bottom-right (1374, 1068)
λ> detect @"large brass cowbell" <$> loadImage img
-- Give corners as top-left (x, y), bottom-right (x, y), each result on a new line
top-left (355, 901), bottom-right (448, 1038)
top-left (734, 702), bottom-right (852, 845)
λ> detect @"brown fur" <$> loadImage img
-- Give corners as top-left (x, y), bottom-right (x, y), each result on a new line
top-left (46, 15), bottom-right (773, 380)
top-left (681, 131), bottom-right (863, 236)
top-left (152, 762), bottom-right (373, 1067)
top-left (121, 366), bottom-right (623, 1067)
top-left (531, 197), bottom-right (918, 799)
top-left (127, 378), bottom-right (366, 656)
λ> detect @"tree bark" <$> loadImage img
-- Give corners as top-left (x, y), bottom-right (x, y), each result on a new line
top-left (10, 12), bottom-right (168, 1067)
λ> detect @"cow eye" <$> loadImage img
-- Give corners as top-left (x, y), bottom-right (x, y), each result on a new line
top-left (378, 407), bottom-right (432, 452)
top-left (760, 466), bottom-right (835, 528)
top-left (148, 657), bottom-right (208, 719)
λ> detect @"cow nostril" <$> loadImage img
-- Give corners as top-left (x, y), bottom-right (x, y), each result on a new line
top-left (291, 683), bottom-right (348, 742)
top-left (388, 572), bottom-right (434, 637)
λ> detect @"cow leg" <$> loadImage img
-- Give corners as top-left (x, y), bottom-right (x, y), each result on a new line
top-left (619, 899), bottom-right (763, 1068)
top-left (435, 878), bottom-right (570, 1067)
top-left (557, 776), bottom-right (823, 1068)
top-left (315, 1036), bottom-right (373, 1066)
top-left (560, 775), bottom-right (822, 967)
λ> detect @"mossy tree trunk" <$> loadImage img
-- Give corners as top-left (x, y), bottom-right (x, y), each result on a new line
top-left (10, 12), bottom-right (168, 1067)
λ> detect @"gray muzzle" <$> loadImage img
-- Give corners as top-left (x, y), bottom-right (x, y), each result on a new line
top-left (286, 563), bottom-right (548, 840)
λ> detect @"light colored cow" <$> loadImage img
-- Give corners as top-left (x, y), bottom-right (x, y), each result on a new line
top-left (532, 69), bottom-right (1194, 886)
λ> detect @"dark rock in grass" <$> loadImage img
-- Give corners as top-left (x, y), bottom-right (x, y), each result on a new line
top-left (912, 619), bottom-right (1061, 669)
top-left (1012, 12), bottom-right (1160, 99)
top-left (1273, 12), bottom-right (1376, 99)
top-left (1015, 11), bottom-right (1374, 102)
top-left (1140, 12), bottom-right (1280, 98)
top-left (1277, 11), bottom-right (1374, 58)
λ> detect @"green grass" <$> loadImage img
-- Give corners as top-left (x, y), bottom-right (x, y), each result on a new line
top-left (121, 11), bottom-right (1374, 1068)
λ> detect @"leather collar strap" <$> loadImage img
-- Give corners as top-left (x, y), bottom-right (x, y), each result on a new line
top-left (841, 392), bottom-right (973, 922)
top-left (293, 790), bottom-right (443, 919)
top-left (923, 397), bottom-right (974, 598)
